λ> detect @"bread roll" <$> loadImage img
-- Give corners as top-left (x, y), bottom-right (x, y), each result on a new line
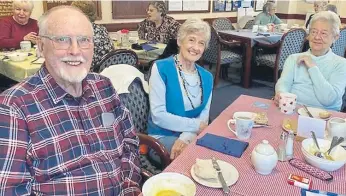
top-left (194, 159), bottom-right (217, 180)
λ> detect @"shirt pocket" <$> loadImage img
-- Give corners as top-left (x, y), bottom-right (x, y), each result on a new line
top-left (92, 123), bottom-right (124, 156)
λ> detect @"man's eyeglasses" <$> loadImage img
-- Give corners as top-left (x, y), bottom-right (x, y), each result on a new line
top-left (40, 35), bottom-right (93, 50)
top-left (309, 30), bottom-right (330, 39)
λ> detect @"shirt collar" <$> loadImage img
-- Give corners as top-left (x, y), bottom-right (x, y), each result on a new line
top-left (39, 65), bottom-right (95, 105)
top-left (307, 48), bottom-right (332, 61)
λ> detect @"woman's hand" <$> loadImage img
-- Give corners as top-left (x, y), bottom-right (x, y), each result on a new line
top-left (170, 139), bottom-right (187, 160)
top-left (24, 32), bottom-right (38, 43)
top-left (274, 92), bottom-right (281, 106)
top-left (297, 55), bottom-right (316, 68)
top-left (198, 121), bottom-right (208, 134)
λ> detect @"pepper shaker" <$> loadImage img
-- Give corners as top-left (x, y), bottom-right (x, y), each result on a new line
top-left (286, 130), bottom-right (295, 160)
top-left (278, 132), bottom-right (287, 162)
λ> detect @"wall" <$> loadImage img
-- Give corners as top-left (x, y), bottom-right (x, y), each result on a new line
top-left (29, 0), bottom-right (344, 31)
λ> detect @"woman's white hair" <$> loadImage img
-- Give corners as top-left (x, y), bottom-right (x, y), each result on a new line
top-left (309, 11), bottom-right (341, 36)
top-left (13, 0), bottom-right (34, 12)
top-left (263, 2), bottom-right (276, 14)
top-left (177, 18), bottom-right (211, 48)
top-left (38, 5), bottom-right (93, 36)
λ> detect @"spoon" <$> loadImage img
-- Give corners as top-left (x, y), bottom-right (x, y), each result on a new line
top-left (324, 137), bottom-right (345, 161)
top-left (311, 131), bottom-right (323, 158)
top-left (324, 136), bottom-right (337, 161)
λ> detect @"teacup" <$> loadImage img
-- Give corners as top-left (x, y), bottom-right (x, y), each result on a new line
top-left (279, 92), bottom-right (297, 114)
top-left (20, 41), bottom-right (31, 52)
top-left (227, 116), bottom-right (254, 140)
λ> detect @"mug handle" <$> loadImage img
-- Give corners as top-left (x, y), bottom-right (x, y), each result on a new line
top-left (227, 119), bottom-right (238, 136)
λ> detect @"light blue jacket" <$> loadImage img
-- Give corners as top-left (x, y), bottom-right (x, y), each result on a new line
top-left (276, 49), bottom-right (346, 111)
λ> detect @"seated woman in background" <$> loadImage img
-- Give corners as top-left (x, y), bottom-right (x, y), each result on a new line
top-left (138, 1), bottom-right (181, 44)
top-left (71, 1), bottom-right (114, 72)
top-left (254, 2), bottom-right (282, 25)
top-left (326, 4), bottom-right (338, 15)
top-left (305, 1), bottom-right (328, 29)
top-left (275, 11), bottom-right (346, 111)
top-left (148, 18), bottom-right (213, 160)
top-left (0, 0), bottom-right (38, 50)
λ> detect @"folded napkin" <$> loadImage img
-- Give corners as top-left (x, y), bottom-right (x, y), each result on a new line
top-left (196, 133), bottom-right (249, 158)
top-left (141, 44), bottom-right (158, 51)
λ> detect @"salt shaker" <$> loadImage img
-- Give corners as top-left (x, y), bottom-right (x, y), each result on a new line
top-left (278, 132), bottom-right (287, 162)
top-left (286, 130), bottom-right (294, 159)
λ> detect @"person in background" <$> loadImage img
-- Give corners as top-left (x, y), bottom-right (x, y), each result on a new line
top-left (326, 4), bottom-right (338, 15)
top-left (0, 0), bottom-right (38, 50)
top-left (275, 11), bottom-right (346, 111)
top-left (0, 6), bottom-right (141, 195)
top-left (138, 1), bottom-right (181, 44)
top-left (148, 18), bottom-right (213, 160)
top-left (71, 1), bottom-right (114, 72)
top-left (254, 2), bottom-right (282, 25)
top-left (305, 1), bottom-right (328, 29)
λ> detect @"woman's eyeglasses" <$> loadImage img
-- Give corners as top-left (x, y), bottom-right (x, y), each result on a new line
top-left (40, 35), bottom-right (93, 50)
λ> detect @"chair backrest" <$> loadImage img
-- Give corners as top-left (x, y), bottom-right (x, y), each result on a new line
top-left (212, 18), bottom-right (234, 31)
top-left (331, 27), bottom-right (346, 57)
top-left (96, 49), bottom-right (139, 73)
top-left (276, 28), bottom-right (307, 70)
top-left (243, 19), bottom-right (255, 29)
top-left (119, 78), bottom-right (150, 134)
top-left (202, 26), bottom-right (219, 64)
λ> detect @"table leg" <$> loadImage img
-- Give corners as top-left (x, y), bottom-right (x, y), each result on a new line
top-left (243, 42), bottom-right (252, 88)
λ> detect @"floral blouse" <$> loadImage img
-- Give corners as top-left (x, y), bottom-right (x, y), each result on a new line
top-left (91, 23), bottom-right (114, 72)
top-left (137, 15), bottom-right (181, 44)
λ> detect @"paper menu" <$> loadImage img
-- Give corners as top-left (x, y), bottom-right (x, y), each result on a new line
top-left (297, 116), bottom-right (326, 139)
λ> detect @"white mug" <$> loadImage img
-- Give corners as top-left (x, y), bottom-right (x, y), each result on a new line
top-left (327, 117), bottom-right (346, 139)
top-left (20, 41), bottom-right (31, 52)
top-left (279, 92), bottom-right (297, 114)
top-left (227, 116), bottom-right (254, 140)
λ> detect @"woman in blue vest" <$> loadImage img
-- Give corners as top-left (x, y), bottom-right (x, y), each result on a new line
top-left (148, 18), bottom-right (213, 160)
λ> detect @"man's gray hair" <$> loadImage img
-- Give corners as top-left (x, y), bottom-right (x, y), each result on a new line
top-left (326, 4), bottom-right (337, 14)
top-left (38, 5), bottom-right (93, 36)
top-left (13, 0), bottom-right (34, 12)
top-left (309, 11), bottom-right (341, 36)
top-left (177, 18), bottom-right (211, 48)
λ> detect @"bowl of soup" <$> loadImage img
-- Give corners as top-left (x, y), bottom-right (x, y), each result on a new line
top-left (142, 172), bottom-right (196, 196)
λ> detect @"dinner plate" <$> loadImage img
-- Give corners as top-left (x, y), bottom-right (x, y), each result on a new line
top-left (231, 112), bottom-right (263, 128)
top-left (281, 118), bottom-right (298, 135)
top-left (297, 107), bottom-right (331, 120)
top-left (190, 160), bottom-right (239, 188)
top-left (142, 172), bottom-right (196, 196)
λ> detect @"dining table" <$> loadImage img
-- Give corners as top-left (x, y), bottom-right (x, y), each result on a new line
top-left (218, 30), bottom-right (283, 88)
top-left (0, 50), bottom-right (43, 82)
top-left (113, 39), bottom-right (166, 67)
top-left (163, 95), bottom-right (346, 196)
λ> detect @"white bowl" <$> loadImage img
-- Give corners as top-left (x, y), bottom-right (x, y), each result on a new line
top-left (142, 172), bottom-right (196, 196)
top-left (7, 52), bottom-right (28, 62)
top-left (301, 138), bottom-right (346, 171)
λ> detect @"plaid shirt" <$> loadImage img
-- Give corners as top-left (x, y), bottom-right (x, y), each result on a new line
top-left (0, 66), bottom-right (141, 196)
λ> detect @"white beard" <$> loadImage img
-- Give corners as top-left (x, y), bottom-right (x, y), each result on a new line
top-left (57, 66), bottom-right (88, 84)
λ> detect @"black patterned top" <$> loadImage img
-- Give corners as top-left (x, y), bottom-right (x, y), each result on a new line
top-left (92, 23), bottom-right (114, 72)
top-left (137, 15), bottom-right (181, 44)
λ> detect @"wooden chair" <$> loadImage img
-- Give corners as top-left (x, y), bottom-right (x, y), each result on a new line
top-left (202, 26), bottom-right (243, 87)
top-left (118, 77), bottom-right (171, 183)
top-left (212, 18), bottom-right (234, 31)
top-left (96, 49), bottom-right (139, 73)
top-left (255, 28), bottom-right (307, 82)
top-left (331, 27), bottom-right (346, 58)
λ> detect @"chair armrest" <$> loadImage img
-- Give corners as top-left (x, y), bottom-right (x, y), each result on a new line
top-left (137, 133), bottom-right (171, 168)
top-left (141, 168), bottom-right (154, 180)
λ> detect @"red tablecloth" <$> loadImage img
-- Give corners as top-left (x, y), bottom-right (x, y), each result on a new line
top-left (164, 95), bottom-right (346, 196)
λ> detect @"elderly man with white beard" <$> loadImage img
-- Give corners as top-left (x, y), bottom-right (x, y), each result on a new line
top-left (0, 6), bottom-right (141, 196)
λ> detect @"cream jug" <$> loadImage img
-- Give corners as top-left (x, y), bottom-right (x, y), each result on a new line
top-left (327, 117), bottom-right (346, 139)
